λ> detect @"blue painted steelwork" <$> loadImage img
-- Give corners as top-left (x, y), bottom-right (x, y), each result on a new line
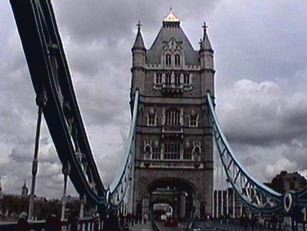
top-left (207, 92), bottom-right (307, 214)
top-left (9, 0), bottom-right (137, 214)
top-left (207, 93), bottom-right (283, 213)
top-left (10, 0), bottom-right (107, 212)
top-left (109, 90), bottom-right (139, 206)
top-left (8, 0), bottom-right (307, 220)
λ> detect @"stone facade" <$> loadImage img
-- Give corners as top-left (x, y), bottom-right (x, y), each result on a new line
top-left (130, 12), bottom-right (215, 218)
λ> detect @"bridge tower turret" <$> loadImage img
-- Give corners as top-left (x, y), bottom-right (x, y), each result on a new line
top-left (130, 11), bottom-right (214, 219)
top-left (199, 22), bottom-right (215, 96)
top-left (131, 21), bottom-right (146, 95)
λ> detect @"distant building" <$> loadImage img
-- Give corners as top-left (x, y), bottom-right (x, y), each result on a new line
top-left (266, 171), bottom-right (307, 193)
top-left (21, 180), bottom-right (28, 198)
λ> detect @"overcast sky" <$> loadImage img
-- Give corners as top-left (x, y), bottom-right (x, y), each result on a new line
top-left (0, 0), bottom-right (307, 199)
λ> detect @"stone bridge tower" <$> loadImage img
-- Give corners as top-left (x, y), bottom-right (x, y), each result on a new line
top-left (130, 11), bottom-right (215, 218)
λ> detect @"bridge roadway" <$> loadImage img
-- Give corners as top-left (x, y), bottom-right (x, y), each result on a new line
top-left (130, 221), bottom-right (185, 231)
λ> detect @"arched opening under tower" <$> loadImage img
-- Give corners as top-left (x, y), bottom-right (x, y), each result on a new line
top-left (146, 178), bottom-right (195, 220)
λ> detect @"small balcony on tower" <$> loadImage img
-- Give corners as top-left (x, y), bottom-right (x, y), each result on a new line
top-left (162, 125), bottom-right (183, 139)
top-left (161, 83), bottom-right (184, 96)
top-left (157, 71), bottom-right (184, 96)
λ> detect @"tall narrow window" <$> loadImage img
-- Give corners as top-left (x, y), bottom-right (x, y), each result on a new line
top-left (175, 54), bottom-right (181, 66)
top-left (192, 146), bottom-right (201, 161)
top-left (147, 109), bottom-right (156, 126)
top-left (166, 54), bottom-right (171, 66)
top-left (155, 73), bottom-right (162, 84)
top-left (184, 140), bottom-right (192, 160)
top-left (184, 73), bottom-right (190, 85)
top-left (152, 141), bottom-right (161, 160)
top-left (183, 147), bottom-right (192, 160)
top-left (165, 72), bottom-right (171, 85)
top-left (165, 108), bottom-right (180, 126)
top-left (189, 114), bottom-right (198, 127)
top-left (174, 72), bottom-right (181, 86)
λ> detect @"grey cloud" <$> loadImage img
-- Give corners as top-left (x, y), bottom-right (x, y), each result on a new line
top-left (1, 0), bottom-right (307, 198)
top-left (218, 79), bottom-right (307, 147)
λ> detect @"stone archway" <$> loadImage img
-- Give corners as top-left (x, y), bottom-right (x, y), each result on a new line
top-left (144, 177), bottom-right (197, 220)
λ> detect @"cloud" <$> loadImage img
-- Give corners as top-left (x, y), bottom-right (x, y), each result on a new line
top-left (218, 78), bottom-right (307, 147)
top-left (265, 157), bottom-right (298, 180)
top-left (1, 0), bottom-right (307, 199)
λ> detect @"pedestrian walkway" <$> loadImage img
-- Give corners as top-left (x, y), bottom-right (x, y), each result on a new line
top-left (130, 223), bottom-right (153, 231)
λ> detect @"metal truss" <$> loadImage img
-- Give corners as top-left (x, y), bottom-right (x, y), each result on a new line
top-left (207, 92), bottom-right (307, 215)
top-left (207, 93), bottom-right (283, 213)
top-left (10, 0), bottom-right (107, 212)
top-left (108, 91), bottom-right (139, 208)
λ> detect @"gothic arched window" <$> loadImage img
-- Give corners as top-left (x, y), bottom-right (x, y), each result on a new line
top-left (147, 108), bottom-right (156, 126)
top-left (192, 145), bottom-right (201, 161)
top-left (174, 72), bottom-right (181, 86)
top-left (183, 140), bottom-right (192, 160)
top-left (166, 54), bottom-right (171, 66)
top-left (184, 73), bottom-right (190, 85)
top-left (189, 110), bottom-right (198, 127)
top-left (175, 54), bottom-right (181, 66)
top-left (155, 73), bottom-right (162, 84)
top-left (165, 108), bottom-right (180, 126)
top-left (152, 140), bottom-right (161, 160)
top-left (165, 72), bottom-right (171, 85)
top-left (144, 144), bottom-right (152, 160)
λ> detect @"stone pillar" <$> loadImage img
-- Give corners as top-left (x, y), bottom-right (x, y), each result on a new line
top-left (142, 197), bottom-right (150, 217)
top-left (179, 192), bottom-right (186, 219)
top-left (194, 198), bottom-right (200, 218)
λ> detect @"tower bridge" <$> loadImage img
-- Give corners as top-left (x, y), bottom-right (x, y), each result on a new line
top-left (1, 0), bottom-right (307, 230)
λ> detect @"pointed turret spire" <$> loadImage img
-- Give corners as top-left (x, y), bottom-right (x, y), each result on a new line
top-left (132, 21), bottom-right (146, 51)
top-left (201, 22), bottom-right (213, 52)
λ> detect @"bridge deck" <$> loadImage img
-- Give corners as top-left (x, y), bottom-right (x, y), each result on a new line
top-left (130, 221), bottom-right (185, 231)
top-left (130, 223), bottom-right (153, 231)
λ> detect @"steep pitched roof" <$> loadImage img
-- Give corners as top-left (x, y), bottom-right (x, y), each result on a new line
top-left (147, 22), bottom-right (199, 65)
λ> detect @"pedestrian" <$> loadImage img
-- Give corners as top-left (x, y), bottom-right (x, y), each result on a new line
top-left (17, 212), bottom-right (29, 231)
top-left (46, 214), bottom-right (61, 231)
top-left (250, 214), bottom-right (256, 231)
top-left (271, 213), bottom-right (278, 231)
top-left (258, 214), bottom-right (265, 231)
top-left (93, 213), bottom-right (100, 231)
top-left (143, 213), bottom-right (148, 224)
top-left (67, 212), bottom-right (78, 231)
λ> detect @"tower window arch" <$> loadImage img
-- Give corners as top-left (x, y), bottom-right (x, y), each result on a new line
top-left (166, 54), bottom-right (171, 66)
top-left (174, 72), bottom-right (181, 86)
top-left (192, 145), bottom-right (201, 161)
top-left (175, 54), bottom-right (181, 66)
top-left (152, 140), bottom-right (161, 160)
top-left (147, 108), bottom-right (157, 126)
top-left (165, 108), bottom-right (180, 126)
top-left (144, 144), bottom-right (152, 160)
top-left (189, 112), bottom-right (198, 127)
top-left (155, 73), bottom-right (162, 85)
top-left (184, 73), bottom-right (190, 85)
top-left (183, 140), bottom-right (192, 160)
top-left (165, 72), bottom-right (172, 85)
